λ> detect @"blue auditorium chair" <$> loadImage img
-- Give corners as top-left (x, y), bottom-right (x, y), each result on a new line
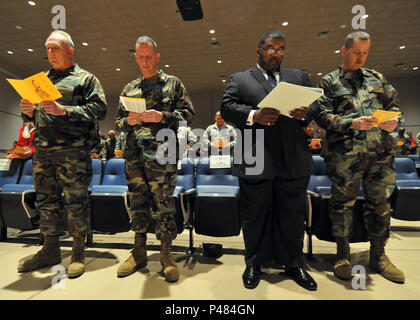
top-left (0, 159), bottom-right (40, 238)
top-left (89, 158), bottom-right (103, 191)
top-left (391, 157), bottom-right (420, 221)
top-left (408, 154), bottom-right (420, 176)
top-left (306, 156), bottom-right (367, 257)
top-left (0, 159), bottom-right (23, 190)
top-left (0, 159), bottom-right (24, 240)
top-left (193, 156), bottom-right (241, 238)
top-left (90, 158), bottom-right (131, 234)
top-left (172, 158), bottom-right (195, 254)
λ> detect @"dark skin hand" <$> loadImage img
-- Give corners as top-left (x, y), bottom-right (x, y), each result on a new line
top-left (254, 106), bottom-right (310, 125)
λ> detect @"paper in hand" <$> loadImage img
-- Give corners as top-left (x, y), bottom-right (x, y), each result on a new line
top-left (371, 109), bottom-right (401, 126)
top-left (258, 82), bottom-right (323, 118)
top-left (7, 72), bottom-right (62, 104)
top-left (120, 96), bottom-right (146, 113)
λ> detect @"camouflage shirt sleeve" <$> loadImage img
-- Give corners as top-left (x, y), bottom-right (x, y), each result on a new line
top-left (63, 75), bottom-right (107, 122)
top-left (315, 76), bottom-right (354, 134)
top-left (161, 77), bottom-right (195, 128)
top-left (372, 71), bottom-right (404, 127)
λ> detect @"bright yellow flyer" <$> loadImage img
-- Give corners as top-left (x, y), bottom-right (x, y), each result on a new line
top-left (371, 109), bottom-right (401, 126)
top-left (6, 72), bottom-right (62, 104)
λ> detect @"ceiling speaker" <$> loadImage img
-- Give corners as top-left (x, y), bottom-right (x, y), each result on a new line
top-left (176, 0), bottom-right (203, 21)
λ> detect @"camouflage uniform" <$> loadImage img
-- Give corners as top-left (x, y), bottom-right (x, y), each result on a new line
top-left (23, 64), bottom-right (107, 237)
top-left (316, 66), bottom-right (402, 240)
top-left (115, 69), bottom-right (194, 240)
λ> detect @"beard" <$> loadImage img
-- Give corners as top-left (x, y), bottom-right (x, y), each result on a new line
top-left (258, 54), bottom-right (282, 72)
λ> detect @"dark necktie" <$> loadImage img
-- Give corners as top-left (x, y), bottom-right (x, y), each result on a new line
top-left (267, 71), bottom-right (277, 88)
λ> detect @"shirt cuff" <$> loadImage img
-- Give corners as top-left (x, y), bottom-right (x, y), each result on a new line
top-left (246, 110), bottom-right (256, 126)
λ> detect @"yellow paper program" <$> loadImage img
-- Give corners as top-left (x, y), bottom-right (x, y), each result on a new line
top-left (371, 109), bottom-right (401, 127)
top-left (6, 72), bottom-right (62, 104)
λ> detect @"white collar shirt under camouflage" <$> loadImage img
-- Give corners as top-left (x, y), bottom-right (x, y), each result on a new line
top-left (22, 63), bottom-right (107, 149)
top-left (115, 69), bottom-right (195, 162)
top-left (314, 65), bottom-right (403, 155)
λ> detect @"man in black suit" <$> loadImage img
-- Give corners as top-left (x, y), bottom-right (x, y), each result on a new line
top-left (221, 30), bottom-right (317, 291)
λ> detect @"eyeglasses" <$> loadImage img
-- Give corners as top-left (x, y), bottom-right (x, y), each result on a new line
top-left (262, 47), bottom-right (285, 55)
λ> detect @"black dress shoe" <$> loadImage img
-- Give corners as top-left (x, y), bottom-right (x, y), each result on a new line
top-left (285, 267), bottom-right (317, 291)
top-left (242, 266), bottom-right (261, 289)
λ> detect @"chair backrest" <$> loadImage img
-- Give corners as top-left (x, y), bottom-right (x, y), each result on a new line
top-left (176, 158), bottom-right (195, 191)
top-left (89, 158), bottom-right (103, 188)
top-left (395, 157), bottom-right (419, 180)
top-left (308, 155), bottom-right (331, 192)
top-left (101, 158), bottom-right (127, 185)
top-left (18, 159), bottom-right (33, 185)
top-left (0, 159), bottom-right (22, 188)
top-left (196, 157), bottom-right (239, 188)
top-left (408, 154), bottom-right (419, 162)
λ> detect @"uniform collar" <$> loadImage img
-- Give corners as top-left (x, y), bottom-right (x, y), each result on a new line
top-left (338, 65), bottom-right (366, 80)
top-left (138, 69), bottom-right (166, 86)
top-left (48, 64), bottom-right (78, 77)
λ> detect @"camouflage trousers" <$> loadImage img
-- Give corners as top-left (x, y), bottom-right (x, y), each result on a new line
top-left (33, 147), bottom-right (92, 237)
top-left (325, 151), bottom-right (396, 239)
top-left (125, 160), bottom-right (177, 240)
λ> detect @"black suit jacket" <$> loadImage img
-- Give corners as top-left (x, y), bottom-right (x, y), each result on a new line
top-left (221, 66), bottom-right (315, 179)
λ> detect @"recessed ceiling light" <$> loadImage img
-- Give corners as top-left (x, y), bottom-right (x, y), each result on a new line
top-left (209, 29), bottom-right (215, 34)
top-left (7, 51), bottom-right (13, 55)
top-left (16, 25), bottom-right (23, 30)
top-left (101, 47), bottom-right (107, 51)
top-left (282, 22), bottom-right (288, 26)
top-left (27, 48), bottom-right (34, 52)
top-left (362, 14), bottom-right (368, 19)
top-left (217, 60), bottom-right (222, 63)
top-left (115, 68), bottom-right (120, 71)
top-left (413, 67), bottom-right (418, 70)
top-left (335, 50), bottom-right (340, 53)
top-left (340, 24), bottom-right (346, 29)
top-left (82, 42), bottom-right (88, 46)
top-left (399, 46), bottom-right (406, 49)
top-left (28, 1), bottom-right (36, 6)
top-left (317, 72), bottom-right (322, 75)
top-left (165, 64), bottom-right (170, 68)
top-left (222, 79), bottom-right (226, 82)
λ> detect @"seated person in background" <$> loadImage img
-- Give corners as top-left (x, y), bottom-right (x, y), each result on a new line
top-left (393, 127), bottom-right (411, 156)
top-left (91, 130), bottom-right (106, 158)
top-left (407, 131), bottom-right (417, 155)
top-left (201, 111), bottom-right (237, 156)
top-left (417, 132), bottom-right (420, 157)
top-left (101, 130), bottom-right (117, 160)
top-left (304, 122), bottom-right (322, 154)
top-left (114, 131), bottom-right (127, 158)
top-left (7, 122), bottom-right (35, 159)
top-left (178, 125), bottom-right (199, 158)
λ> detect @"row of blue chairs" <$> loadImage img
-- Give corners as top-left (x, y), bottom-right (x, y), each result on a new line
top-left (305, 155), bottom-right (420, 257)
top-left (1, 155), bottom-right (419, 258)
top-left (0, 157), bottom-right (241, 251)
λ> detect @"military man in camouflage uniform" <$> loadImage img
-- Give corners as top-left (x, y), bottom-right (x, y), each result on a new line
top-left (316, 31), bottom-right (404, 283)
top-left (115, 36), bottom-right (194, 282)
top-left (18, 30), bottom-right (107, 278)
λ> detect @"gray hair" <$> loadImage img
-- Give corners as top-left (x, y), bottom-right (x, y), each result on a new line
top-left (48, 30), bottom-right (74, 48)
top-left (135, 36), bottom-right (158, 51)
top-left (344, 31), bottom-right (370, 49)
